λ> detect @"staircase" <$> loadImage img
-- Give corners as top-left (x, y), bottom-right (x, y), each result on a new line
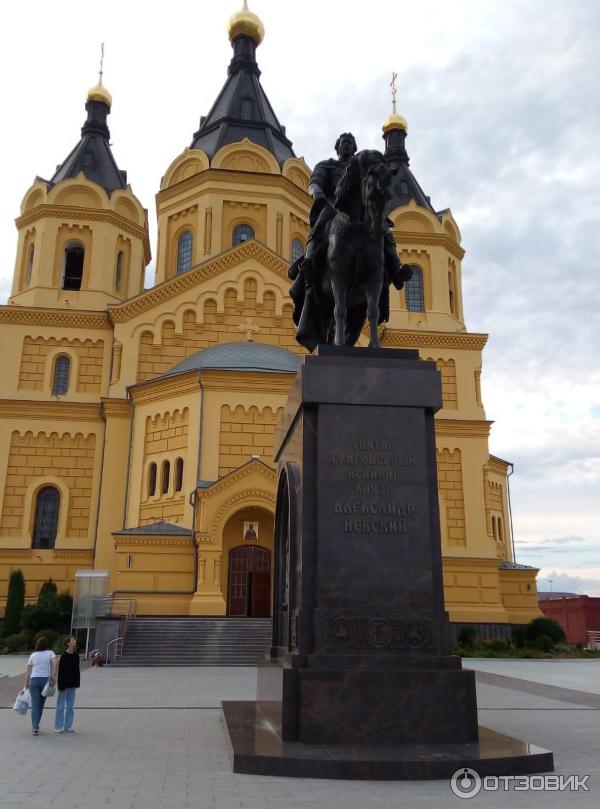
top-left (115, 616), bottom-right (272, 666)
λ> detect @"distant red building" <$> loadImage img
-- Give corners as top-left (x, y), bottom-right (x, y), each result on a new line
top-left (538, 593), bottom-right (600, 644)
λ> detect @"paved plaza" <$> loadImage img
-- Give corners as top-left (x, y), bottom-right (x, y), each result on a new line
top-left (0, 658), bottom-right (599, 808)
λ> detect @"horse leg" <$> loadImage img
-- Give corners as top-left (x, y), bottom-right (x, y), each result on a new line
top-left (366, 263), bottom-right (384, 349)
top-left (330, 262), bottom-right (349, 347)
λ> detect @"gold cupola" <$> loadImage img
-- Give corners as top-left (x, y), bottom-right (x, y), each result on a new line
top-left (227, 0), bottom-right (265, 45)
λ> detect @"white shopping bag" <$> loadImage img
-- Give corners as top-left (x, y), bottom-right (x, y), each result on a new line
top-left (12, 689), bottom-right (29, 715)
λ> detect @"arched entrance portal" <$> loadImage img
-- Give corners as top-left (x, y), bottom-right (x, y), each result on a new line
top-left (227, 545), bottom-right (271, 617)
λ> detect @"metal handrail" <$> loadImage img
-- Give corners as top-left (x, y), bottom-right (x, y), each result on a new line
top-left (104, 637), bottom-right (123, 664)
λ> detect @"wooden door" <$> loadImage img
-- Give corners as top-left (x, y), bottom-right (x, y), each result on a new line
top-left (250, 571), bottom-right (271, 617)
top-left (227, 545), bottom-right (271, 617)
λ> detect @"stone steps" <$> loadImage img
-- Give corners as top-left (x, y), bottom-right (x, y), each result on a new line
top-left (115, 616), bottom-right (272, 666)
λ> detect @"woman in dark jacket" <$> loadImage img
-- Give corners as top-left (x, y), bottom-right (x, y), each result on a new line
top-left (54, 636), bottom-right (80, 733)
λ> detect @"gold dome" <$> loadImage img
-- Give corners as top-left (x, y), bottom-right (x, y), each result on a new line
top-left (227, 2), bottom-right (265, 45)
top-left (86, 82), bottom-right (112, 108)
top-left (382, 110), bottom-right (408, 134)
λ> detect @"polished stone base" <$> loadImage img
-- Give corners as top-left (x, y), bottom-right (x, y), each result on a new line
top-left (222, 701), bottom-right (554, 781)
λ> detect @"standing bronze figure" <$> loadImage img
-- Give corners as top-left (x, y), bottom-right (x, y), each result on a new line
top-left (289, 134), bottom-right (412, 351)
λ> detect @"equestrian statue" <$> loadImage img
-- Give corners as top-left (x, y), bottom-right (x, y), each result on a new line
top-left (289, 132), bottom-right (412, 351)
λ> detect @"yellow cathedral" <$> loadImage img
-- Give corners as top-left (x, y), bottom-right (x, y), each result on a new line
top-left (0, 5), bottom-right (541, 637)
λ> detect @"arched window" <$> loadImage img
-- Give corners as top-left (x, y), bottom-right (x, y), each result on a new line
top-left (240, 98), bottom-right (253, 120)
top-left (148, 463), bottom-right (157, 497)
top-left (492, 515), bottom-right (498, 540)
top-left (498, 516), bottom-right (504, 543)
top-left (115, 251), bottom-right (124, 292)
top-left (175, 458), bottom-right (184, 492)
top-left (32, 486), bottom-right (60, 549)
top-left (232, 224), bottom-right (255, 246)
top-left (448, 271), bottom-right (455, 316)
top-left (26, 244), bottom-right (35, 286)
top-left (291, 238), bottom-right (304, 262)
top-left (52, 355), bottom-right (70, 396)
top-left (405, 265), bottom-right (425, 312)
top-left (177, 231), bottom-right (193, 274)
top-left (62, 242), bottom-right (85, 291)
top-left (161, 460), bottom-right (171, 494)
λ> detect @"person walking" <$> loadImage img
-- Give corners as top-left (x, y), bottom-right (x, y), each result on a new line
top-left (24, 636), bottom-right (57, 736)
top-left (54, 635), bottom-right (80, 733)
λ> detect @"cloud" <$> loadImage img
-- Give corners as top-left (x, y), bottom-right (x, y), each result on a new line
top-left (0, 0), bottom-right (598, 584)
top-left (537, 571), bottom-right (600, 597)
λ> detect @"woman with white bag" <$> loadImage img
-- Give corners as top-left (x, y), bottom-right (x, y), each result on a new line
top-left (24, 636), bottom-right (57, 735)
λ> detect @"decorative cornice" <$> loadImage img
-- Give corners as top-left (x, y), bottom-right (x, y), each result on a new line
top-left (16, 204), bottom-right (151, 263)
top-left (53, 550), bottom-right (95, 560)
top-left (0, 306), bottom-right (111, 329)
top-left (0, 550), bottom-right (33, 559)
top-left (128, 371), bottom-right (200, 404)
top-left (488, 455), bottom-right (511, 473)
top-left (101, 398), bottom-right (132, 418)
top-left (201, 369), bottom-right (296, 394)
top-left (0, 400), bottom-right (102, 423)
top-left (393, 230), bottom-right (465, 260)
top-left (108, 241), bottom-right (289, 323)
top-left (435, 419), bottom-right (493, 438)
top-left (442, 557), bottom-right (501, 569)
top-left (157, 167), bottom-right (311, 209)
top-left (197, 459), bottom-right (277, 501)
top-left (382, 329), bottom-right (488, 351)
top-left (114, 535), bottom-right (194, 548)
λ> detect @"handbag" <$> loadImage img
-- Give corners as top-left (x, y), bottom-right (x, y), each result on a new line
top-left (12, 688), bottom-right (29, 715)
top-left (41, 681), bottom-right (55, 698)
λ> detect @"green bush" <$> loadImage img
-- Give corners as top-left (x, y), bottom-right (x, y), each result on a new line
top-left (53, 634), bottom-right (70, 654)
top-left (482, 637), bottom-right (509, 652)
top-left (532, 634), bottom-right (555, 652)
top-left (3, 632), bottom-right (30, 653)
top-left (527, 617), bottom-right (566, 645)
top-left (3, 570), bottom-right (25, 636)
top-left (20, 582), bottom-right (72, 634)
top-left (32, 629), bottom-right (59, 650)
top-left (512, 626), bottom-right (528, 648)
top-left (38, 579), bottom-right (58, 605)
top-left (457, 625), bottom-right (477, 648)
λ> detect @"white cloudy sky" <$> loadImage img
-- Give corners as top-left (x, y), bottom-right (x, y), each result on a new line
top-left (0, 1), bottom-right (598, 594)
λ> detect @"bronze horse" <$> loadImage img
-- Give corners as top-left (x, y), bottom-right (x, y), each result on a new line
top-left (290, 150), bottom-right (401, 350)
top-left (324, 150), bottom-right (394, 347)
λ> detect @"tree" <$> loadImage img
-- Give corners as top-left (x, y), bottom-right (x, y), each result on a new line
top-left (3, 569), bottom-right (25, 636)
top-left (20, 580), bottom-right (73, 634)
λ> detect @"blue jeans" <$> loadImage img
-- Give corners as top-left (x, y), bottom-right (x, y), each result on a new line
top-left (29, 677), bottom-right (49, 729)
top-left (55, 687), bottom-right (76, 731)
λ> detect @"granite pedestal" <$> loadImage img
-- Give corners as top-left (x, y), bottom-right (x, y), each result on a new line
top-left (223, 347), bottom-right (553, 778)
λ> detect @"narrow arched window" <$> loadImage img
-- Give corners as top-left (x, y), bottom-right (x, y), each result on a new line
top-left (32, 486), bottom-right (60, 549)
top-left (492, 515), bottom-right (498, 540)
top-left (240, 98), bottom-right (253, 120)
top-left (232, 224), bottom-right (255, 246)
top-left (148, 463), bottom-right (157, 497)
top-left (62, 242), bottom-right (85, 291)
top-left (177, 231), bottom-right (193, 274)
top-left (175, 458), bottom-right (184, 492)
top-left (52, 355), bottom-right (70, 396)
top-left (291, 238), bottom-right (304, 262)
top-left (448, 271), bottom-right (455, 316)
top-left (498, 517), bottom-right (504, 543)
top-left (26, 244), bottom-right (35, 286)
top-left (115, 251), bottom-right (124, 292)
top-left (405, 265), bottom-right (425, 312)
top-left (161, 460), bottom-right (171, 494)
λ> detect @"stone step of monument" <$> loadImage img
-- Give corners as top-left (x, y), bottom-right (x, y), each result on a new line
top-left (115, 616), bottom-right (272, 666)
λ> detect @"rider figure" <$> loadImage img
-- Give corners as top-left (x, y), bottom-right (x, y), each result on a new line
top-left (295, 132), bottom-right (410, 290)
